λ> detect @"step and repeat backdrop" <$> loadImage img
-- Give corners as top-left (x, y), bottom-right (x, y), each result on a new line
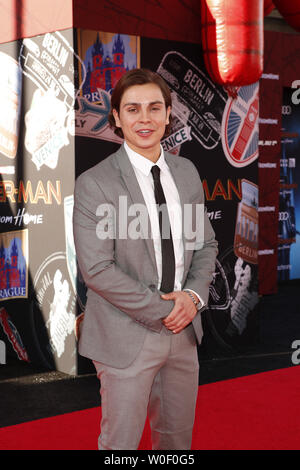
top-left (0, 30), bottom-right (80, 373)
top-left (258, 31), bottom-right (300, 291)
top-left (74, 30), bottom-right (260, 358)
top-left (0, 27), bottom-right (298, 374)
top-left (279, 87), bottom-right (300, 281)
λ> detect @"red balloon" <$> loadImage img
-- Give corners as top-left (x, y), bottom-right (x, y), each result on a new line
top-left (201, 0), bottom-right (264, 86)
top-left (272, 0), bottom-right (300, 32)
top-left (264, 0), bottom-right (275, 16)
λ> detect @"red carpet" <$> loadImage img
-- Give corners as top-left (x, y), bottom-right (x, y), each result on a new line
top-left (1, 367), bottom-right (300, 450)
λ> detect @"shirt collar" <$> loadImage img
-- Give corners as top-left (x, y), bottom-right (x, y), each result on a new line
top-left (124, 141), bottom-right (168, 176)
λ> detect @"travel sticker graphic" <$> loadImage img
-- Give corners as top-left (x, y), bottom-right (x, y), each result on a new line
top-left (157, 51), bottom-right (227, 154)
top-left (76, 31), bottom-right (140, 143)
top-left (19, 32), bottom-right (85, 171)
top-left (0, 229), bottom-right (28, 301)
top-left (222, 82), bottom-right (259, 168)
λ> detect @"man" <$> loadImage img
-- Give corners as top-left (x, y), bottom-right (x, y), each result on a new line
top-left (73, 68), bottom-right (218, 450)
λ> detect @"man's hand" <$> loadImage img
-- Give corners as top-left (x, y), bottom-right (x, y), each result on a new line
top-left (161, 291), bottom-right (198, 334)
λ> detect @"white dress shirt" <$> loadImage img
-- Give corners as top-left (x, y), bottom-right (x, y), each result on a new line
top-left (124, 142), bottom-right (204, 307)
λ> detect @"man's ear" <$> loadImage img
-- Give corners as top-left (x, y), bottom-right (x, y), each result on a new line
top-left (166, 106), bottom-right (171, 125)
top-left (112, 109), bottom-right (121, 128)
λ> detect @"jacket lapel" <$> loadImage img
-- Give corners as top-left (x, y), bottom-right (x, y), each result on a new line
top-left (114, 145), bottom-right (157, 271)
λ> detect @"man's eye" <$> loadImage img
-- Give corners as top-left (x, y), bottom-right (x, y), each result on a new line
top-left (127, 108), bottom-right (137, 113)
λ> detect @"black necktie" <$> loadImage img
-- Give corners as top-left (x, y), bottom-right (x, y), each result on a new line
top-left (151, 165), bottom-right (175, 293)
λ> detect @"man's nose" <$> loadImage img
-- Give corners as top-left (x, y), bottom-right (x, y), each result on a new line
top-left (139, 106), bottom-right (151, 122)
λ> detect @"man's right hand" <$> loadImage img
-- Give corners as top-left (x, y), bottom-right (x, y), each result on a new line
top-left (161, 291), bottom-right (197, 334)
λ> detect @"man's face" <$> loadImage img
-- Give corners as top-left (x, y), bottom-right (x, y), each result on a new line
top-left (113, 83), bottom-right (171, 161)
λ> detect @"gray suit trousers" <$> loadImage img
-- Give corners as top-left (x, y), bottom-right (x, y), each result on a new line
top-left (93, 324), bottom-right (199, 450)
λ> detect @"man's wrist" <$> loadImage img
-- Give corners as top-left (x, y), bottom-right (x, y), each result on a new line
top-left (183, 289), bottom-right (205, 311)
top-left (184, 290), bottom-right (200, 310)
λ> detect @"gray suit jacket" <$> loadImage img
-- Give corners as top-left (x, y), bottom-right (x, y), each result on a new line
top-left (73, 145), bottom-right (218, 368)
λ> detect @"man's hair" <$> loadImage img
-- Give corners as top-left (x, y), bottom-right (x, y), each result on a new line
top-left (108, 68), bottom-right (173, 139)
